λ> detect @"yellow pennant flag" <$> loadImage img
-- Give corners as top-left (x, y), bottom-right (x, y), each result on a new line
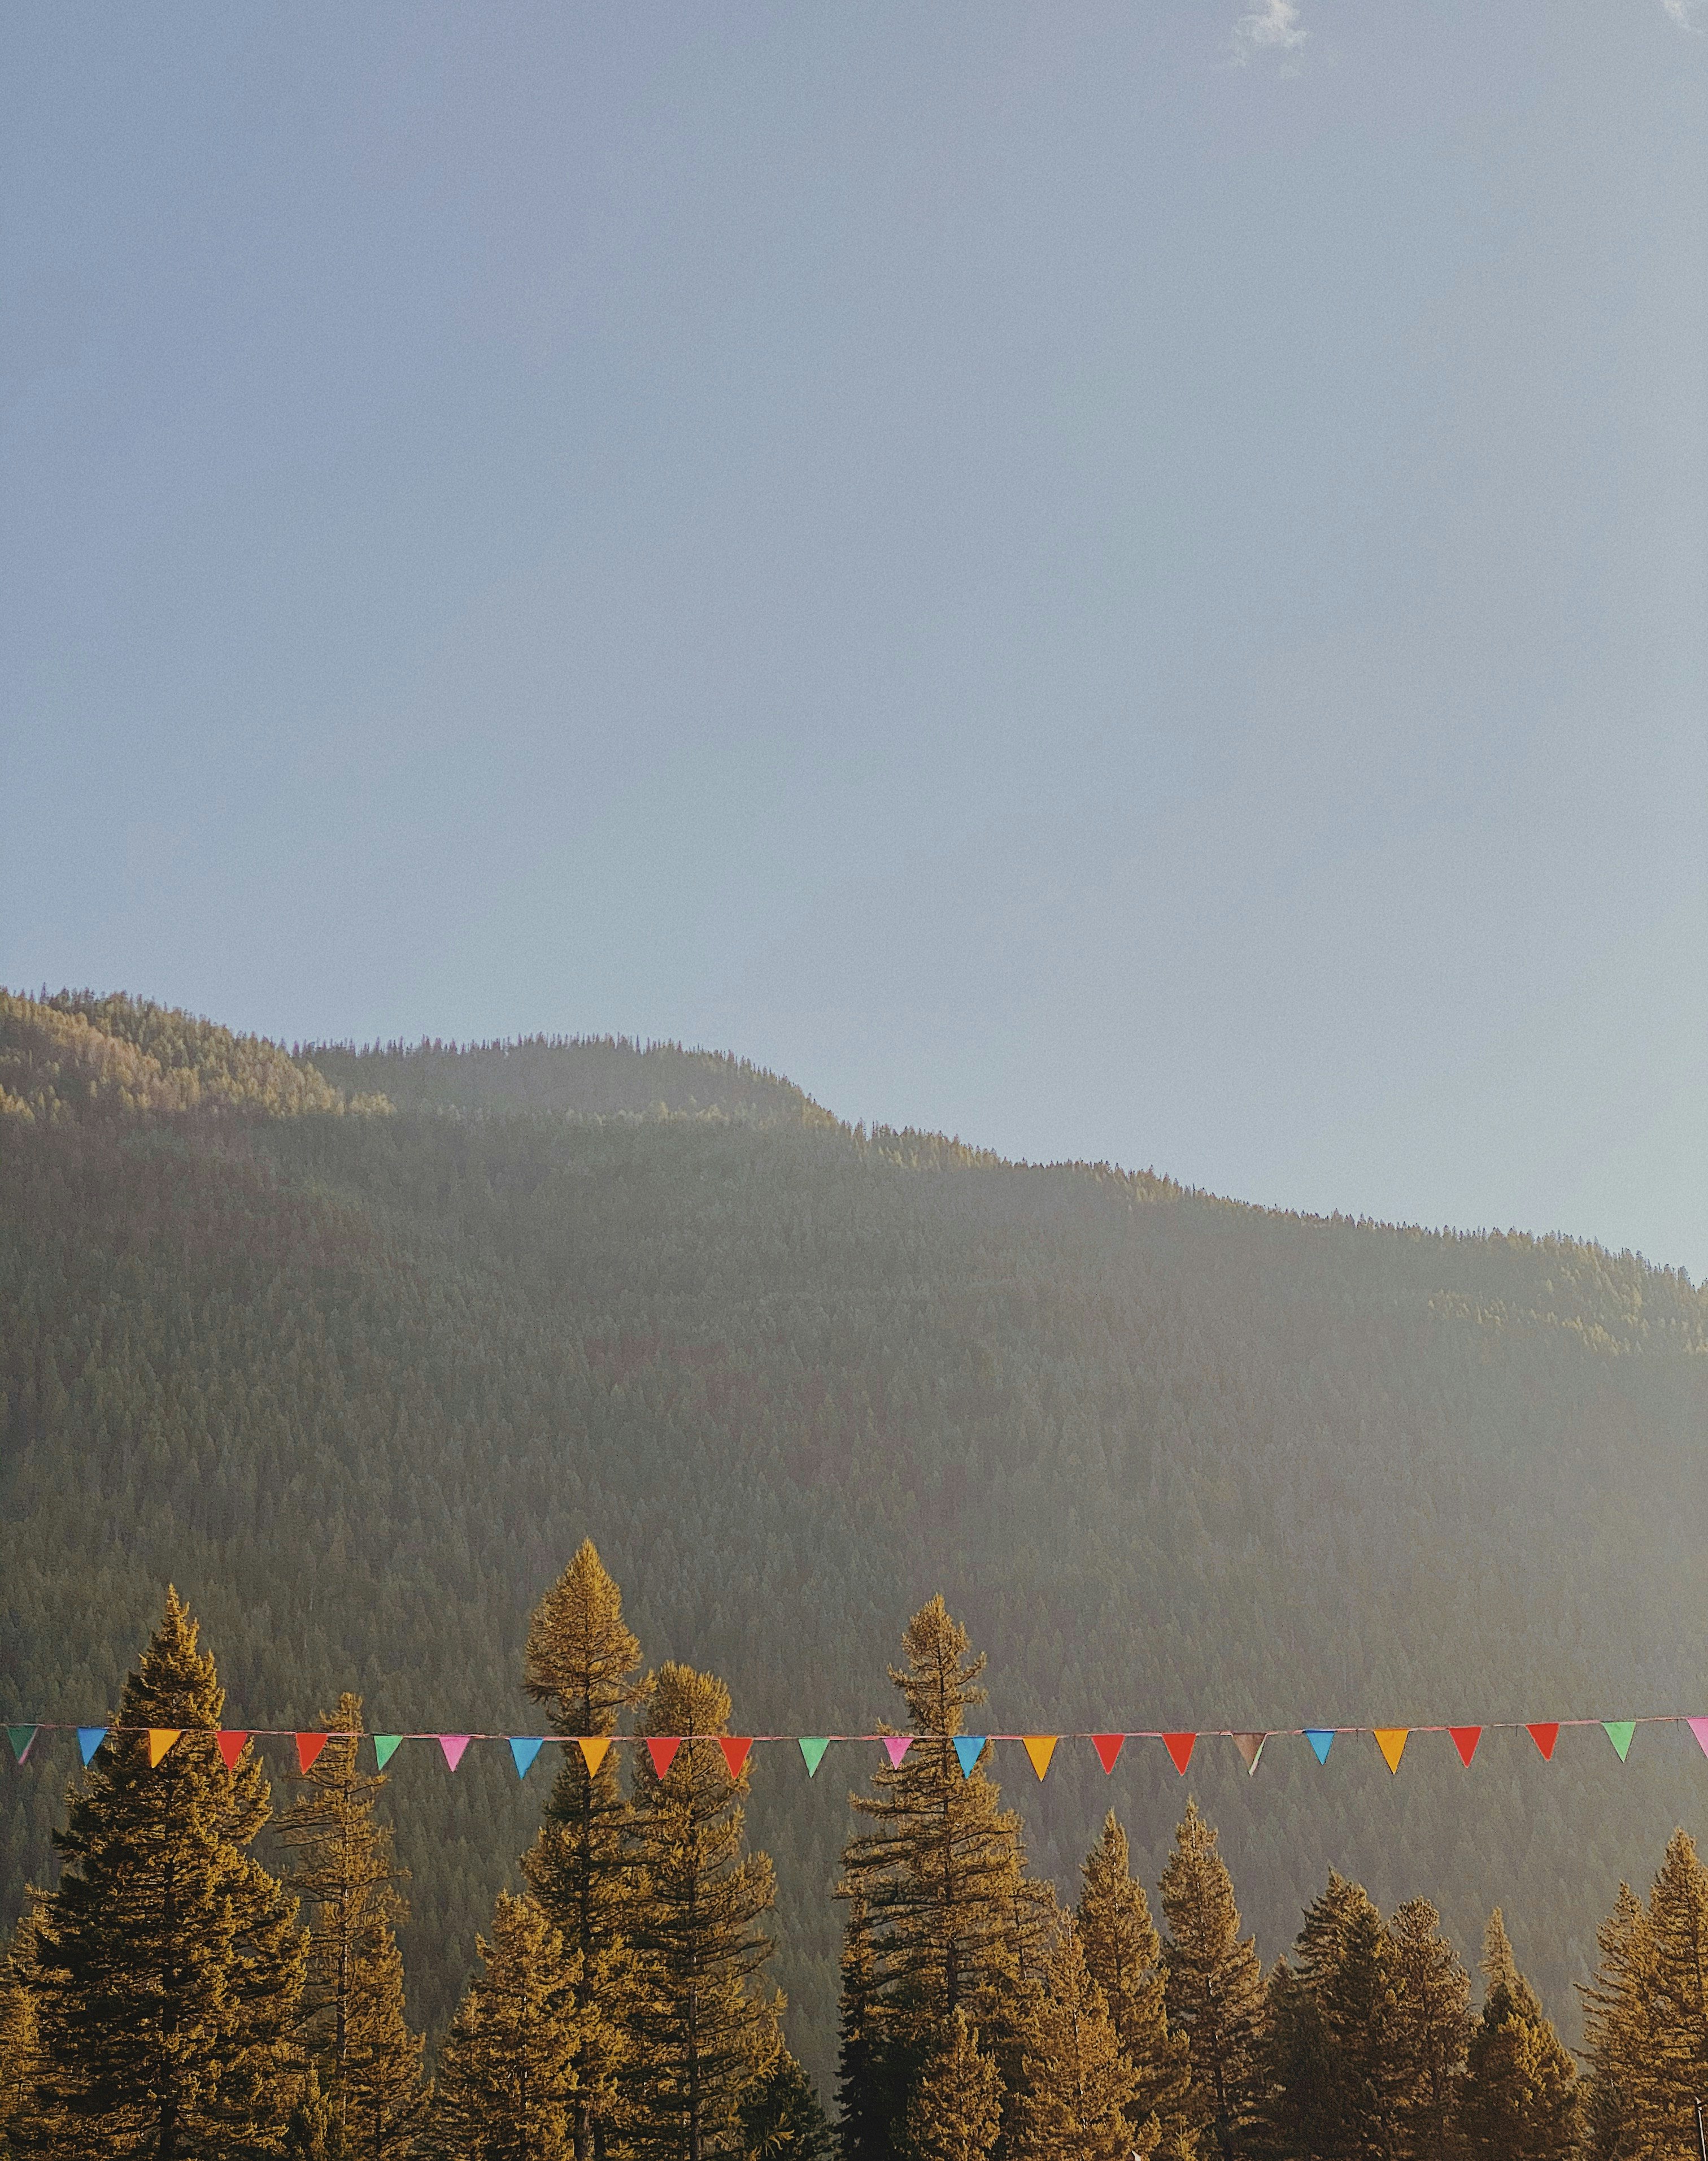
top-left (1022, 1736), bottom-right (1058, 1781)
top-left (147, 1730), bottom-right (182, 1768)
top-left (577, 1736), bottom-right (613, 1776)
top-left (1373, 1728), bottom-right (1409, 1775)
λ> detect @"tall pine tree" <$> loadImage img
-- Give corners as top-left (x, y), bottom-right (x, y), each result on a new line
top-left (1159, 1801), bottom-right (1265, 2161)
top-left (1008, 1920), bottom-right (1139, 2161)
top-left (903, 2012), bottom-right (1002, 2161)
top-left (26, 1586), bottom-right (306, 2158)
top-left (521, 1540), bottom-right (646, 2161)
top-left (1260, 1872), bottom-right (1402, 2160)
top-left (1076, 1811), bottom-right (1193, 2159)
top-left (1579, 1880), bottom-right (1658, 2161)
top-left (1458, 1910), bottom-right (1579, 2161)
top-left (625, 1662), bottom-right (779, 2161)
top-left (277, 1690), bottom-right (426, 2156)
top-left (431, 1890), bottom-right (583, 2161)
top-left (1637, 1830), bottom-right (1708, 2154)
top-left (1385, 1897), bottom-right (1470, 2161)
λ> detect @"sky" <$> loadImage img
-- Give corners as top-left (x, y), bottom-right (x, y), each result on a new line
top-left (3, 1), bottom-right (1705, 1274)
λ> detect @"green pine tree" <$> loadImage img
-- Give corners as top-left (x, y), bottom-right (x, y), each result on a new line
top-left (1159, 1801), bottom-right (1265, 2161)
top-left (26, 1586), bottom-right (306, 2158)
top-left (834, 1894), bottom-right (884, 2161)
top-left (1008, 1920), bottom-right (1139, 2161)
top-left (521, 1540), bottom-right (646, 2161)
top-left (735, 2043), bottom-right (834, 2158)
top-left (903, 2011), bottom-right (1002, 2161)
top-left (276, 1691), bottom-right (426, 2156)
top-left (625, 1662), bottom-right (778, 2161)
top-left (430, 1890), bottom-right (582, 2161)
top-left (1457, 1910), bottom-right (1579, 2161)
top-left (1076, 1810), bottom-right (1195, 2159)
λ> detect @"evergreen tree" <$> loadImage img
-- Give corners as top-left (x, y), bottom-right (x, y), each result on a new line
top-left (1159, 1801), bottom-right (1265, 2161)
top-left (625, 1662), bottom-right (778, 2161)
top-left (1076, 1811), bottom-right (1195, 2159)
top-left (834, 1894), bottom-right (884, 2161)
top-left (1259, 1872), bottom-right (1398, 2160)
top-left (26, 1587), bottom-right (306, 2158)
top-left (0, 1912), bottom-right (41, 2159)
top-left (1008, 1920), bottom-right (1139, 2161)
top-left (521, 1541), bottom-right (645, 2161)
top-left (735, 2045), bottom-right (834, 2158)
top-left (277, 1690), bottom-right (426, 2156)
top-left (903, 2011), bottom-right (1001, 2161)
top-left (1579, 1881), bottom-right (1657, 2161)
top-left (1457, 1911), bottom-right (1579, 2161)
top-left (430, 1890), bottom-right (582, 2161)
top-left (1384, 1897), bottom-right (1470, 2161)
top-left (1638, 1831), bottom-right (1708, 2154)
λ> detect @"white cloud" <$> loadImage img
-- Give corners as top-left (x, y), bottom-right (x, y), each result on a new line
top-left (1233, 0), bottom-right (1308, 69)
top-left (1662, 0), bottom-right (1706, 26)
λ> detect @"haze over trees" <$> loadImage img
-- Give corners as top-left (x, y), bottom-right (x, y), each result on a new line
top-left (3, 986), bottom-right (1708, 2124)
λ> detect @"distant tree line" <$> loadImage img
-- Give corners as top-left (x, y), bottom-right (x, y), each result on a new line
top-left (4, 1556), bottom-right (1707, 2159)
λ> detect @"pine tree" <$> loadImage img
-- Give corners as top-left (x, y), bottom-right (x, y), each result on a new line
top-left (624, 1661), bottom-right (778, 2161)
top-left (1579, 1881), bottom-right (1657, 2161)
top-left (1385, 1897), bottom-right (1470, 2161)
top-left (521, 1540), bottom-right (645, 2161)
top-left (903, 2011), bottom-right (1002, 2161)
top-left (26, 1586), bottom-right (306, 2158)
top-left (277, 1690), bottom-right (426, 2156)
top-left (430, 1890), bottom-right (582, 2161)
top-left (1259, 1873), bottom-right (1397, 2160)
top-left (1457, 1910), bottom-right (1579, 2161)
top-left (0, 1911), bottom-right (41, 2158)
top-left (1638, 1830), bottom-right (1708, 2154)
top-left (735, 2045), bottom-right (834, 2158)
top-left (1008, 1920), bottom-right (1139, 2161)
top-left (1076, 1811), bottom-right (1194, 2159)
top-left (834, 1894), bottom-right (885, 2161)
top-left (1158, 1801), bottom-right (1265, 2161)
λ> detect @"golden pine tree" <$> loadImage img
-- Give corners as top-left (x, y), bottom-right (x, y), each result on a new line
top-left (1076, 1811), bottom-right (1195, 2159)
top-left (1385, 1897), bottom-right (1471, 2161)
top-left (0, 1910), bottom-right (42, 2157)
top-left (1638, 1831), bottom-right (1708, 2154)
top-left (1579, 1880), bottom-right (1656, 2161)
top-left (26, 1586), bottom-right (306, 2158)
top-left (1158, 1801), bottom-right (1265, 2160)
top-left (1457, 1910), bottom-right (1579, 2161)
top-left (903, 2011), bottom-right (1002, 2161)
top-left (431, 1890), bottom-right (583, 2161)
top-left (277, 1690), bottom-right (426, 2155)
top-left (1008, 1920), bottom-right (1139, 2161)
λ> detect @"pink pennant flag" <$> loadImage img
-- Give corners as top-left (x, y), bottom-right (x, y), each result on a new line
top-left (1689, 1718), bottom-right (1708, 1760)
top-left (883, 1736), bottom-right (911, 1769)
top-left (438, 1736), bottom-right (470, 1772)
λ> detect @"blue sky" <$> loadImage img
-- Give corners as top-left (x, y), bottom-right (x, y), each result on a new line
top-left (3, 2), bottom-right (1704, 1272)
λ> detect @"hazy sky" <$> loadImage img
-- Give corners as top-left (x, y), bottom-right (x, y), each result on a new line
top-left (4, 2), bottom-right (1705, 1272)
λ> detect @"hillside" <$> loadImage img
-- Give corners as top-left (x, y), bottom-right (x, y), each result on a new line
top-left (2, 986), bottom-right (1706, 2099)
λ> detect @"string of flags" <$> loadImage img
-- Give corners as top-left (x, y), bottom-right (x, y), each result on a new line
top-left (6, 1716), bottom-right (1707, 1780)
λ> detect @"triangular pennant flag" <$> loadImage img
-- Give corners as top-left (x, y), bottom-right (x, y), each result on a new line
top-left (1603, 1722), bottom-right (1636, 1763)
top-left (577, 1736), bottom-right (613, 1777)
top-left (1022, 1736), bottom-right (1059, 1781)
top-left (509, 1737), bottom-right (545, 1779)
top-left (1527, 1723), bottom-right (1559, 1762)
top-left (148, 1729), bottom-right (182, 1768)
top-left (1231, 1732), bottom-right (1266, 1775)
top-left (373, 1735), bottom-right (403, 1769)
top-left (1304, 1728), bottom-right (1335, 1766)
top-left (76, 1728), bottom-right (107, 1766)
top-left (954, 1736), bottom-right (987, 1778)
top-left (438, 1736), bottom-right (470, 1772)
top-left (7, 1727), bottom-right (38, 1766)
top-left (883, 1736), bottom-right (912, 1769)
top-left (216, 1732), bottom-right (249, 1771)
top-left (1092, 1733), bottom-right (1125, 1774)
top-left (1690, 1717), bottom-right (1708, 1759)
top-left (297, 1733), bottom-right (329, 1774)
top-left (719, 1737), bottom-right (753, 1780)
top-left (1449, 1726), bottom-right (1482, 1767)
top-left (1373, 1728), bottom-right (1409, 1775)
top-left (799, 1737), bottom-right (831, 1776)
top-left (647, 1736), bottom-right (682, 1779)
top-left (1162, 1732), bottom-right (1196, 1775)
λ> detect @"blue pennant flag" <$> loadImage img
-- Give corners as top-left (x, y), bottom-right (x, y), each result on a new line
top-left (77, 1728), bottom-right (107, 1766)
top-left (953, 1736), bottom-right (987, 1778)
top-left (509, 1737), bottom-right (546, 1779)
top-left (1305, 1729), bottom-right (1335, 1766)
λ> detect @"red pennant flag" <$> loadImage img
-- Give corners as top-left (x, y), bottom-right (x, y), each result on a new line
top-left (1162, 1732), bottom-right (1196, 1775)
top-left (719, 1737), bottom-right (753, 1780)
top-left (647, 1736), bottom-right (681, 1780)
top-left (1527, 1723), bottom-right (1559, 1761)
top-left (297, 1733), bottom-right (329, 1774)
top-left (1091, 1734), bottom-right (1125, 1774)
top-left (217, 1732), bottom-right (249, 1771)
top-left (1449, 1727), bottom-right (1482, 1767)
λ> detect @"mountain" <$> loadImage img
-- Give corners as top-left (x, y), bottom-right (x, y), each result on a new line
top-left (2, 985), bottom-right (1705, 2101)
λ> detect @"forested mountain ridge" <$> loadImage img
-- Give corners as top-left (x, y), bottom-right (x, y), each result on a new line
top-left (2, 986), bottom-right (1705, 2102)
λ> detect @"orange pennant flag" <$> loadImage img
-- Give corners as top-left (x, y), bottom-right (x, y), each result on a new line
top-left (1449, 1727), bottom-right (1482, 1767)
top-left (297, 1733), bottom-right (329, 1775)
top-left (647, 1736), bottom-right (681, 1780)
top-left (719, 1737), bottom-right (753, 1780)
top-left (216, 1732), bottom-right (249, 1771)
top-left (1373, 1728), bottom-right (1409, 1775)
top-left (577, 1736), bottom-right (613, 1776)
top-left (1022, 1736), bottom-right (1058, 1781)
top-left (1527, 1723), bottom-right (1559, 1762)
top-left (1162, 1732), bottom-right (1196, 1775)
top-left (1091, 1734), bottom-right (1125, 1774)
top-left (147, 1729), bottom-right (182, 1768)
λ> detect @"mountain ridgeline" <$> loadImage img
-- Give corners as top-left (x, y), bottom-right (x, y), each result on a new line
top-left (2, 986), bottom-right (1706, 2114)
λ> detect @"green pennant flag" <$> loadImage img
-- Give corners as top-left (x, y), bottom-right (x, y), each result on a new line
top-left (373, 1735), bottom-right (403, 1771)
top-left (7, 1727), bottom-right (38, 1766)
top-left (798, 1737), bottom-right (830, 1777)
top-left (1604, 1721), bottom-right (1636, 1763)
